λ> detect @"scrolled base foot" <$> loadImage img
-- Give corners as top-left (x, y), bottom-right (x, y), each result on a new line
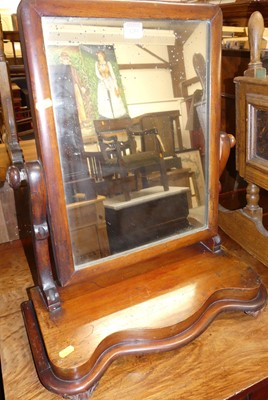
top-left (245, 305), bottom-right (266, 318)
top-left (62, 382), bottom-right (98, 399)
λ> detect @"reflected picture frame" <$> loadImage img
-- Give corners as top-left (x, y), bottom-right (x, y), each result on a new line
top-left (179, 148), bottom-right (205, 207)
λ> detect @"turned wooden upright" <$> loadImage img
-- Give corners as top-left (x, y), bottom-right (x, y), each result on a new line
top-left (243, 12), bottom-right (266, 219)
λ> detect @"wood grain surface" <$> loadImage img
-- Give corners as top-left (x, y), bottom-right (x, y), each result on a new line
top-left (27, 242), bottom-right (265, 389)
top-left (1, 233), bottom-right (268, 399)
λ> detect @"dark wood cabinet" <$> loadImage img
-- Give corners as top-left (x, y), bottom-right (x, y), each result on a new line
top-left (221, 0), bottom-right (268, 28)
top-left (221, 49), bottom-right (268, 135)
top-left (228, 378), bottom-right (268, 400)
top-left (221, 49), bottom-right (250, 134)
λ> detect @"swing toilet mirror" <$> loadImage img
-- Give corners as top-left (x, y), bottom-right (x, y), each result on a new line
top-left (14, 2), bottom-right (268, 399)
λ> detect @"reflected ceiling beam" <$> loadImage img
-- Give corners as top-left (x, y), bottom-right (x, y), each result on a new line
top-left (119, 63), bottom-right (169, 70)
top-left (168, 42), bottom-right (185, 98)
top-left (136, 44), bottom-right (169, 64)
top-left (118, 44), bottom-right (171, 70)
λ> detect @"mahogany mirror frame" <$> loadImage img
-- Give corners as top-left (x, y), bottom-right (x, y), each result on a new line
top-left (17, 0), bottom-right (222, 287)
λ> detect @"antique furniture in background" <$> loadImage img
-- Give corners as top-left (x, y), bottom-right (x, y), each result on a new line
top-left (2, 30), bottom-right (21, 64)
top-left (221, 0), bottom-right (268, 28)
top-left (136, 110), bottom-right (182, 159)
top-left (104, 184), bottom-right (189, 253)
top-left (0, 15), bottom-right (36, 244)
top-left (1, 20), bottom-right (33, 142)
top-left (219, 1), bottom-right (268, 193)
top-left (90, 117), bottom-right (169, 201)
top-left (220, 0), bottom-right (268, 133)
top-left (219, 11), bottom-right (268, 267)
top-left (3, 1), bottom-right (266, 398)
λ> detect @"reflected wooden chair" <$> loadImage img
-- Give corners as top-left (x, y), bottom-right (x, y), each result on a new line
top-left (135, 110), bottom-right (183, 166)
top-left (86, 117), bottom-right (169, 201)
top-left (134, 111), bottom-right (203, 208)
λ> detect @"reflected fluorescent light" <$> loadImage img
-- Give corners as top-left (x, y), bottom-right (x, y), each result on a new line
top-left (43, 22), bottom-right (176, 46)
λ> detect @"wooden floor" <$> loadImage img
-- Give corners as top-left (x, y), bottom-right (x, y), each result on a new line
top-left (1, 232), bottom-right (268, 399)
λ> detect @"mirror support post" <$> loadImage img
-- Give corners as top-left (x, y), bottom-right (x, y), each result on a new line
top-left (26, 161), bottom-right (61, 311)
top-left (7, 161), bottom-right (61, 312)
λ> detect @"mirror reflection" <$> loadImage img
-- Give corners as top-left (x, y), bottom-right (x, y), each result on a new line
top-left (42, 17), bottom-right (209, 269)
top-left (256, 109), bottom-right (268, 160)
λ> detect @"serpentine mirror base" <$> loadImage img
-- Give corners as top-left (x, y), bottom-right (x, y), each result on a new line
top-left (22, 243), bottom-right (266, 399)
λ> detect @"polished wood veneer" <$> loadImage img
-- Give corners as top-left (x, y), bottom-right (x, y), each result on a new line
top-left (2, 234), bottom-right (268, 399)
top-left (22, 242), bottom-right (266, 397)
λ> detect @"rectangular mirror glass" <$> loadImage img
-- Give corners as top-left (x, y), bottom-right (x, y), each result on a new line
top-left (41, 16), bottom-right (210, 270)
